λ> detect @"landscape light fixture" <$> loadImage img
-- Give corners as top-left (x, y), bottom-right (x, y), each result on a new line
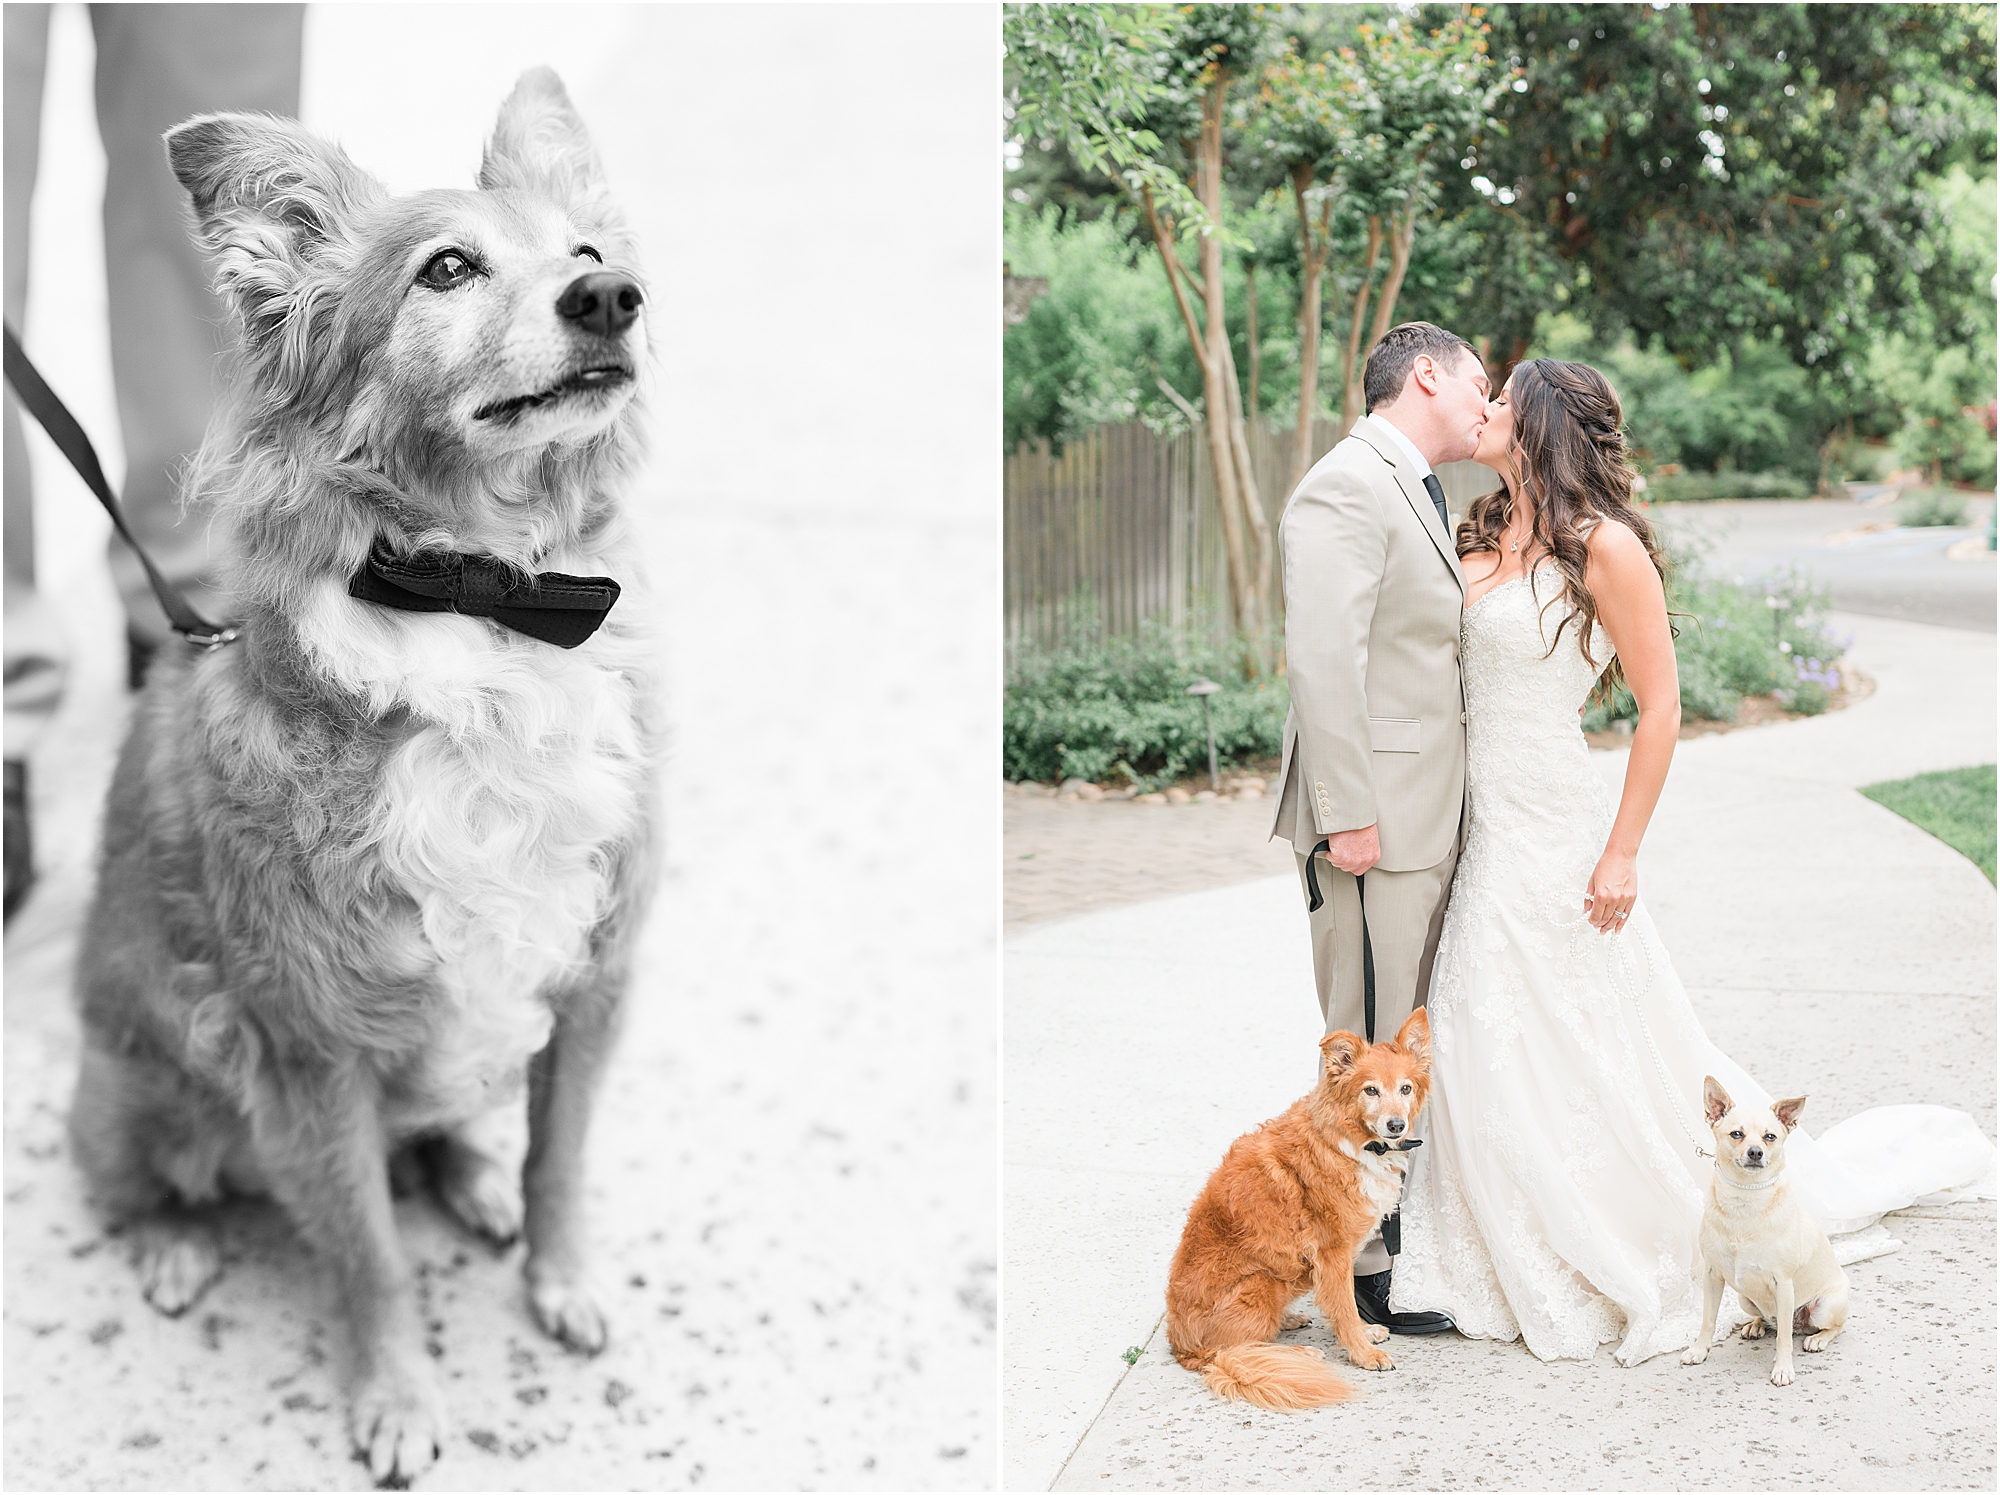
top-left (1186, 678), bottom-right (1221, 791)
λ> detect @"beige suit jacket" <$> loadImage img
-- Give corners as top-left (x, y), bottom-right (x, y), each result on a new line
top-left (1271, 422), bottom-right (1467, 871)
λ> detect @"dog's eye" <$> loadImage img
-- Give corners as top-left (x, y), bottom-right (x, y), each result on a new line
top-left (574, 245), bottom-right (604, 264)
top-left (1399, 1084), bottom-right (1411, 1095)
top-left (1764, 1132), bottom-right (1777, 1142)
top-left (1729, 1129), bottom-right (1744, 1140)
top-left (1363, 1085), bottom-right (1379, 1096)
top-left (417, 250), bottom-right (479, 291)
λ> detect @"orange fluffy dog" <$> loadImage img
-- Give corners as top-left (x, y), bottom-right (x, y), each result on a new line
top-left (1165, 1009), bottom-right (1432, 1410)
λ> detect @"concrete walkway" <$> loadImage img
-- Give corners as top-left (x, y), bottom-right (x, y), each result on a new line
top-left (1004, 610), bottom-right (1996, 1492)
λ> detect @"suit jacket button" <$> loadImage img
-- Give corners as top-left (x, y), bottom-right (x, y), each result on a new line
top-left (1460, 711), bottom-right (1468, 724)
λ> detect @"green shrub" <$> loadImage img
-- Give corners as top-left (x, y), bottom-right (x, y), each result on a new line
top-left (1899, 486), bottom-right (1972, 527)
top-left (1948, 429), bottom-right (1997, 487)
top-left (1534, 315), bottom-right (1831, 481)
top-left (1005, 627), bottom-right (1290, 789)
top-left (1012, 559), bottom-right (1852, 786)
top-left (1642, 471), bottom-right (1814, 502)
top-left (1584, 554), bottom-right (1847, 729)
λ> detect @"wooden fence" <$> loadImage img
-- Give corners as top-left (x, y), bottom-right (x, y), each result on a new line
top-left (1004, 419), bottom-right (1499, 656)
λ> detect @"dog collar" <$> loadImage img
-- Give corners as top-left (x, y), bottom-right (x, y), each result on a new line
top-left (1714, 1171), bottom-right (1780, 1192)
top-left (1363, 1139), bottom-right (1423, 1156)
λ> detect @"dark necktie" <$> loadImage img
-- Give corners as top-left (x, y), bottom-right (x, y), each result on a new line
top-left (349, 539), bottom-right (621, 648)
top-left (1422, 473), bottom-right (1450, 532)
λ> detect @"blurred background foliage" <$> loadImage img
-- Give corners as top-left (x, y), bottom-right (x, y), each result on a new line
top-left (1005, 2), bottom-right (1997, 493)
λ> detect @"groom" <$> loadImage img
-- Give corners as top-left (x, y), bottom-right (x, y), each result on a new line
top-left (1270, 321), bottom-right (1488, 1335)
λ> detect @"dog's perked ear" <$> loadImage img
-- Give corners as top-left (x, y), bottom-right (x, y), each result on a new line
top-left (479, 67), bottom-right (607, 205)
top-left (1772, 1095), bottom-right (1808, 1133)
top-left (1702, 1075), bottom-right (1732, 1126)
top-left (1319, 1031), bottom-right (1363, 1079)
top-left (1393, 1007), bottom-right (1430, 1072)
top-left (164, 113), bottom-right (385, 401)
top-left (166, 111), bottom-right (383, 260)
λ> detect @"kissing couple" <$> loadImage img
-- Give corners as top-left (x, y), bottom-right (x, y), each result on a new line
top-left (1269, 321), bottom-right (1995, 1364)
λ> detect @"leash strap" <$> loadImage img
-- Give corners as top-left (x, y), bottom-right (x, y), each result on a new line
top-left (1309, 836), bottom-right (1401, 1254)
top-left (1306, 838), bottom-right (1377, 1043)
top-left (3, 324), bottom-right (237, 648)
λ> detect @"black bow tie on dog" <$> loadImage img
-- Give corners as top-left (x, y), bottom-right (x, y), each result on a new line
top-left (1363, 1138), bottom-right (1424, 1155)
top-left (349, 539), bottom-right (620, 648)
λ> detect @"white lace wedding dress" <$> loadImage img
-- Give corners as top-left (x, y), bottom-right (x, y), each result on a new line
top-left (1391, 566), bottom-right (1996, 1366)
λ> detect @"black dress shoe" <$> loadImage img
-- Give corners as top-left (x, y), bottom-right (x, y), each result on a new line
top-left (4, 760), bottom-right (33, 923)
top-left (1353, 1270), bottom-right (1456, 1335)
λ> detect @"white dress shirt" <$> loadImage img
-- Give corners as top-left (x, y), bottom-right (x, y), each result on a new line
top-left (1356, 411), bottom-right (1433, 482)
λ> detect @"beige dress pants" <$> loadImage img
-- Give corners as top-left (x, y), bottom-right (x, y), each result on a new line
top-left (4, 3), bottom-right (302, 756)
top-left (1294, 842), bottom-right (1458, 1275)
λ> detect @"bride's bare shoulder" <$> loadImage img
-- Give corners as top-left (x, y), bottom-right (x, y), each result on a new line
top-left (1583, 513), bottom-right (1648, 564)
top-left (1583, 515), bottom-right (1665, 603)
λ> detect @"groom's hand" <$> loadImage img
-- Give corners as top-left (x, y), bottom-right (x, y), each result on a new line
top-left (1319, 824), bottom-right (1381, 877)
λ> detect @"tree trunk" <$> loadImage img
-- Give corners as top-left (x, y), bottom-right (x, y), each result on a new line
top-left (1245, 260), bottom-right (1260, 421)
top-left (1220, 333), bottom-right (1271, 645)
top-left (1339, 216), bottom-right (1386, 438)
top-left (1365, 203), bottom-right (1418, 350)
top-left (1194, 70), bottom-right (1262, 644)
top-left (1288, 165), bottom-right (1331, 501)
top-left (1139, 181), bottom-right (1255, 645)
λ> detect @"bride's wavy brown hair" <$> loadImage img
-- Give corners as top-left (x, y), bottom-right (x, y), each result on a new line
top-left (1455, 358), bottom-right (1672, 692)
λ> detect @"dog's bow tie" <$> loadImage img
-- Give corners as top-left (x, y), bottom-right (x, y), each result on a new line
top-left (1363, 1139), bottom-right (1424, 1156)
top-left (348, 539), bottom-right (620, 648)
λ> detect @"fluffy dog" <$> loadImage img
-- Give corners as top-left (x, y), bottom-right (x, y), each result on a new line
top-left (66, 70), bottom-right (656, 1484)
top-left (1165, 1009), bottom-right (1432, 1410)
top-left (1680, 1077), bottom-right (1849, 1386)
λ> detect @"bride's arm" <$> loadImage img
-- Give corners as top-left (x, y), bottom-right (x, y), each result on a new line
top-left (1583, 519), bottom-right (1681, 934)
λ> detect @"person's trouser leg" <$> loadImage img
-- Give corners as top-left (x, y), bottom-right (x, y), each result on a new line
top-left (5, 2), bottom-right (66, 763)
top-left (1296, 845), bottom-right (1457, 1275)
top-left (90, 3), bottom-right (303, 648)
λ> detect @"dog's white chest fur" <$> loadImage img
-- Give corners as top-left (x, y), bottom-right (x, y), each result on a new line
top-left (304, 582), bottom-right (648, 1117)
top-left (1339, 1139), bottom-right (1409, 1218)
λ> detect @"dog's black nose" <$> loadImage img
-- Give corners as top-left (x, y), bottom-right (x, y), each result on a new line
top-left (1383, 1117), bottom-right (1406, 1136)
top-left (1745, 1146), bottom-right (1764, 1163)
top-left (556, 271), bottom-right (643, 339)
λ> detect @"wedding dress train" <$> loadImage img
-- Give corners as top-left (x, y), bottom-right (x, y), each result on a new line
top-left (1391, 566), bottom-right (1995, 1366)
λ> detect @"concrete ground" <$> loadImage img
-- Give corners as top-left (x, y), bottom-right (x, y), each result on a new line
top-left (5, 10), bottom-right (996, 1490)
top-left (1004, 610), bottom-right (1996, 1492)
top-left (1651, 496), bottom-right (1996, 634)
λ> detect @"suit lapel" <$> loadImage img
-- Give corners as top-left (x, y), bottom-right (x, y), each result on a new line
top-left (1350, 421), bottom-right (1466, 597)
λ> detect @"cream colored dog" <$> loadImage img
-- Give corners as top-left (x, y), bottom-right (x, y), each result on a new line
top-left (1681, 1076), bottom-right (1848, 1386)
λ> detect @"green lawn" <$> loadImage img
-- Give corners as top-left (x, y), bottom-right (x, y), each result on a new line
top-left (1859, 765), bottom-right (1997, 883)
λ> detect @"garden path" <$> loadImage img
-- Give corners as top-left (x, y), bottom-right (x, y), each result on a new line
top-left (1005, 608), bottom-right (1996, 1493)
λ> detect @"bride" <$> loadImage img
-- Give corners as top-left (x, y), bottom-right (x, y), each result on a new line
top-left (1389, 357), bottom-right (1994, 1365)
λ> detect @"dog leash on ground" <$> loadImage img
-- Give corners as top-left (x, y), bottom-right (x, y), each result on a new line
top-left (4, 324), bottom-right (239, 651)
top-left (1305, 839), bottom-right (1404, 1253)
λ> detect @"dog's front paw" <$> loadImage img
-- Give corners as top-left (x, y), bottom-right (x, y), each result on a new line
top-left (1346, 1343), bottom-right (1395, 1372)
top-left (435, 1147), bottom-right (522, 1247)
top-left (526, 1263), bottom-right (608, 1355)
top-left (1680, 1344), bottom-right (1709, 1367)
top-left (1741, 1317), bottom-right (1768, 1339)
top-left (1364, 1324), bottom-right (1390, 1345)
top-left (1770, 1360), bottom-right (1795, 1387)
top-left (350, 1359), bottom-right (446, 1487)
top-left (1801, 1330), bottom-right (1837, 1353)
top-left (134, 1222), bottom-right (222, 1317)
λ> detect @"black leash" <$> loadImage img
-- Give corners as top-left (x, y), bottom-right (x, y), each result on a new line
top-left (1307, 836), bottom-right (1403, 1254)
top-left (1306, 838), bottom-right (1377, 1043)
top-left (3, 323), bottom-right (238, 649)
